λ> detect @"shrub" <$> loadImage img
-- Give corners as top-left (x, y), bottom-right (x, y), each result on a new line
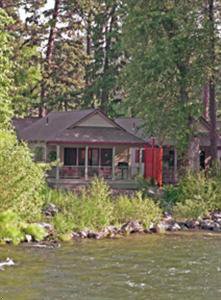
top-left (23, 224), bottom-right (47, 241)
top-left (161, 184), bottom-right (180, 211)
top-left (113, 192), bottom-right (162, 228)
top-left (172, 172), bottom-right (221, 219)
top-left (0, 211), bottom-right (47, 244)
top-left (173, 199), bottom-right (208, 220)
top-left (50, 178), bottom-right (113, 233)
top-left (0, 211), bottom-right (25, 245)
top-left (0, 130), bottom-right (46, 221)
top-left (48, 178), bottom-right (162, 234)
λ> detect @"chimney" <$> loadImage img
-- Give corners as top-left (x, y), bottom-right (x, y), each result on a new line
top-left (132, 122), bottom-right (136, 131)
top-left (46, 116), bottom-right (49, 126)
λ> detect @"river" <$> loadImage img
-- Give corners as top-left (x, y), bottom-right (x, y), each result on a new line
top-left (0, 233), bottom-right (221, 300)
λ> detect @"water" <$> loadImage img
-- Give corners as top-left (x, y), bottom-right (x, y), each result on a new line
top-left (0, 233), bottom-right (221, 300)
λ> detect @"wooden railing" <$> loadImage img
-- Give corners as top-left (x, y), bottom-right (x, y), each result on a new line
top-left (47, 165), bottom-right (141, 180)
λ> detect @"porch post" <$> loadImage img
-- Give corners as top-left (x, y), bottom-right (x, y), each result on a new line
top-left (85, 146), bottom-right (88, 180)
top-left (139, 148), bottom-right (143, 176)
top-left (112, 146), bottom-right (116, 180)
top-left (56, 144), bottom-right (60, 182)
top-left (128, 147), bottom-right (132, 179)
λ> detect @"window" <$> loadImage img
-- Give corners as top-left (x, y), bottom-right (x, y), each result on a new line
top-left (34, 146), bottom-right (44, 162)
top-left (135, 149), bottom-right (145, 163)
top-left (64, 148), bottom-right (77, 166)
top-left (88, 148), bottom-right (99, 166)
top-left (78, 148), bottom-right (85, 166)
top-left (135, 149), bottom-right (139, 163)
top-left (101, 149), bottom-right (112, 166)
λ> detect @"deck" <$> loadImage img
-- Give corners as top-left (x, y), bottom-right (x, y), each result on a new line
top-left (47, 178), bottom-right (139, 190)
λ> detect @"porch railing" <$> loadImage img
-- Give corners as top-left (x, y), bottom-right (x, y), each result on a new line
top-left (47, 165), bottom-right (141, 181)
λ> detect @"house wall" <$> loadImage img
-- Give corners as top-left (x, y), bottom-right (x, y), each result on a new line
top-left (130, 148), bottom-right (145, 177)
top-left (78, 113), bottom-right (115, 128)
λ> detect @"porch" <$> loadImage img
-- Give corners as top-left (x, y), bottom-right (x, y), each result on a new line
top-left (46, 143), bottom-right (143, 188)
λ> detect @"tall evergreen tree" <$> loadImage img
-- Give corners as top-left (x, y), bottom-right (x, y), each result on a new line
top-left (0, 8), bottom-right (13, 128)
top-left (84, 0), bottom-right (127, 115)
top-left (123, 0), bottom-right (211, 166)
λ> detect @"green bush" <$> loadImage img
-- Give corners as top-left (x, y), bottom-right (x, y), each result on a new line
top-left (0, 211), bottom-right (47, 244)
top-left (48, 178), bottom-right (162, 234)
top-left (171, 172), bottom-right (221, 219)
top-left (113, 192), bottom-right (162, 228)
top-left (0, 211), bottom-right (25, 245)
top-left (50, 178), bottom-right (113, 233)
top-left (23, 224), bottom-right (47, 241)
top-left (173, 199), bottom-right (208, 220)
top-left (0, 130), bottom-right (46, 221)
top-left (161, 184), bottom-right (180, 211)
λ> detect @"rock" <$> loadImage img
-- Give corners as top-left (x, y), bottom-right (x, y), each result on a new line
top-left (185, 220), bottom-right (200, 229)
top-left (170, 222), bottom-right (181, 231)
top-left (43, 203), bottom-right (58, 217)
top-left (155, 222), bottom-right (168, 234)
top-left (120, 221), bottom-right (143, 234)
top-left (212, 212), bottom-right (221, 222)
top-left (163, 212), bottom-right (173, 221)
top-left (72, 232), bottom-right (80, 240)
top-left (25, 234), bottom-right (32, 243)
top-left (36, 222), bottom-right (54, 235)
top-left (78, 230), bottom-right (89, 239)
top-left (101, 226), bottom-right (119, 239)
top-left (213, 222), bottom-right (221, 232)
top-left (200, 219), bottom-right (215, 231)
top-left (177, 222), bottom-right (189, 231)
top-left (0, 258), bottom-right (15, 270)
top-left (87, 231), bottom-right (99, 239)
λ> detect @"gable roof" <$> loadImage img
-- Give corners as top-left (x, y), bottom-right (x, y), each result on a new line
top-left (15, 109), bottom-right (146, 146)
top-left (115, 117), bottom-right (147, 140)
top-left (18, 109), bottom-right (94, 142)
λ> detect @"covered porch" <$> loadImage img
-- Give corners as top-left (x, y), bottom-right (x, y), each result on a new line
top-left (46, 143), bottom-right (144, 187)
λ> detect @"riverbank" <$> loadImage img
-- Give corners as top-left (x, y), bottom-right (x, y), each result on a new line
top-left (15, 210), bottom-right (221, 249)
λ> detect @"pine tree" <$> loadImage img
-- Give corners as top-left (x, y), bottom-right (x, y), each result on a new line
top-left (84, 0), bottom-right (127, 115)
top-left (123, 0), bottom-right (210, 161)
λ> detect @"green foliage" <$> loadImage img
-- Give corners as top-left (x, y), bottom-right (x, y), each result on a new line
top-left (170, 172), bottom-right (221, 219)
top-left (123, 0), bottom-right (208, 148)
top-left (135, 175), bottom-right (154, 197)
top-left (47, 178), bottom-right (162, 234)
top-left (0, 9), bottom-right (13, 128)
top-left (50, 178), bottom-right (113, 232)
top-left (0, 130), bottom-right (46, 221)
top-left (113, 192), bottom-right (162, 228)
top-left (161, 184), bottom-right (181, 211)
top-left (0, 211), bottom-right (25, 245)
top-left (173, 199), bottom-right (208, 220)
top-left (23, 224), bottom-right (46, 242)
top-left (84, 0), bottom-right (127, 114)
top-left (0, 211), bottom-right (47, 245)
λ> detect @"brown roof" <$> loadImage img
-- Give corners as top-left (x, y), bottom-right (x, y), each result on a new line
top-left (15, 109), bottom-right (145, 146)
top-left (48, 127), bottom-right (145, 145)
top-left (12, 117), bottom-right (40, 138)
top-left (115, 117), bottom-right (150, 141)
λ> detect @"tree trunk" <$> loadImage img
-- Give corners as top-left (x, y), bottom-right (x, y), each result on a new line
top-left (39, 0), bottom-right (61, 117)
top-left (100, 5), bottom-right (116, 111)
top-left (208, 0), bottom-right (218, 162)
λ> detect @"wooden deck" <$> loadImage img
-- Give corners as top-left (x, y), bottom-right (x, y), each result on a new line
top-left (47, 178), bottom-right (139, 190)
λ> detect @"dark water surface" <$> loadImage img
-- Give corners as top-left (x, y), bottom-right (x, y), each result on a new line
top-left (0, 233), bottom-right (221, 300)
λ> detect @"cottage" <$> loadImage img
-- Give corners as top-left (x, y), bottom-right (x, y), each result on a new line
top-left (13, 109), bottom-right (147, 189)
